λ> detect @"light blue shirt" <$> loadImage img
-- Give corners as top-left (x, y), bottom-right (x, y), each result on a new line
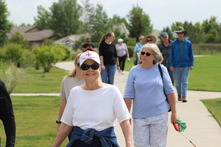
top-left (124, 64), bottom-right (174, 118)
top-left (134, 42), bottom-right (143, 53)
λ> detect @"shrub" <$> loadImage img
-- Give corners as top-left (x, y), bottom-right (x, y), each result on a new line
top-left (54, 45), bottom-right (71, 61)
top-left (0, 62), bottom-right (25, 94)
top-left (34, 45), bottom-right (66, 72)
top-left (4, 43), bottom-right (23, 67)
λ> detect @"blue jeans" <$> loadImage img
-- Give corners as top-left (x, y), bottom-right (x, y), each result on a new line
top-left (173, 67), bottom-right (190, 97)
top-left (100, 65), bottom-right (116, 85)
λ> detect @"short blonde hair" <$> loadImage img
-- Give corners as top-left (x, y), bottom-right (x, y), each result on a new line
top-left (138, 43), bottom-right (163, 64)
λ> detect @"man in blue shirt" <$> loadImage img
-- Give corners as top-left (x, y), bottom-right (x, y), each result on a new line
top-left (169, 27), bottom-right (194, 102)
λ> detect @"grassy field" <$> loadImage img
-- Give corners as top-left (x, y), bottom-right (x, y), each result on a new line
top-left (0, 96), bottom-right (68, 147)
top-left (201, 98), bottom-right (221, 126)
top-left (13, 67), bottom-right (68, 93)
top-left (0, 55), bottom-right (220, 146)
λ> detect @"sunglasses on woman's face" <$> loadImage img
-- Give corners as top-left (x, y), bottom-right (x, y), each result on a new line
top-left (147, 39), bottom-right (152, 42)
top-left (141, 52), bottom-right (152, 56)
top-left (80, 63), bottom-right (100, 70)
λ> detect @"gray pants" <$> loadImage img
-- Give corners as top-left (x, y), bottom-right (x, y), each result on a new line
top-left (133, 113), bottom-right (168, 147)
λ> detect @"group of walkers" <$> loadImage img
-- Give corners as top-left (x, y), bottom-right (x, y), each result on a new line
top-left (53, 26), bottom-right (194, 147)
top-left (0, 26), bottom-right (193, 147)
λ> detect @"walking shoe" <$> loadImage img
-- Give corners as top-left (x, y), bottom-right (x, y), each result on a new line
top-left (178, 94), bottom-right (182, 101)
top-left (182, 99), bottom-right (187, 103)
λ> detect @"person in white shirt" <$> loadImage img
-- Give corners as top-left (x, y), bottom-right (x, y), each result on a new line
top-left (53, 51), bottom-right (132, 147)
top-left (116, 38), bottom-right (130, 74)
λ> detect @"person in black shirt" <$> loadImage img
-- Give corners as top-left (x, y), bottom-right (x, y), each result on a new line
top-left (0, 80), bottom-right (16, 147)
top-left (98, 32), bottom-right (120, 84)
top-left (82, 38), bottom-right (96, 52)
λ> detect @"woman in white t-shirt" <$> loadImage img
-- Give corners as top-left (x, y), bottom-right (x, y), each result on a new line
top-left (53, 51), bottom-right (132, 147)
top-left (116, 38), bottom-right (130, 74)
top-left (56, 53), bottom-right (84, 134)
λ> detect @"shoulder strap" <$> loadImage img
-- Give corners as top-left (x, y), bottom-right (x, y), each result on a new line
top-left (158, 64), bottom-right (171, 112)
top-left (158, 64), bottom-right (163, 79)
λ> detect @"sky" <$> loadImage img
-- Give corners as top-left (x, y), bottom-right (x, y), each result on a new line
top-left (6, 0), bottom-right (221, 30)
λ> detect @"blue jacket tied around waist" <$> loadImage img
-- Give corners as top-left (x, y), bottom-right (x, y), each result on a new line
top-left (67, 126), bottom-right (119, 147)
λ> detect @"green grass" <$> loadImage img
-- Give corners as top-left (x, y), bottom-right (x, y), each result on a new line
top-left (201, 98), bottom-right (221, 126)
top-left (188, 55), bottom-right (221, 91)
top-left (13, 67), bottom-right (68, 93)
top-left (0, 96), bottom-right (68, 147)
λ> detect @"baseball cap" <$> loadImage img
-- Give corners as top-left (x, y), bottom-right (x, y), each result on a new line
top-left (80, 51), bottom-right (100, 66)
top-left (118, 38), bottom-right (123, 42)
top-left (160, 32), bottom-right (168, 37)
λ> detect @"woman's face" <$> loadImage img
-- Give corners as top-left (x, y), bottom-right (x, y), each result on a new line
top-left (140, 48), bottom-right (154, 64)
top-left (146, 37), bottom-right (155, 43)
top-left (80, 59), bottom-right (100, 81)
top-left (108, 33), bottom-right (115, 42)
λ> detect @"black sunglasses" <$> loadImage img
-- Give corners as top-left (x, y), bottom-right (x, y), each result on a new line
top-left (147, 39), bottom-right (152, 42)
top-left (80, 63), bottom-right (100, 70)
top-left (177, 32), bottom-right (184, 34)
top-left (141, 52), bottom-right (152, 56)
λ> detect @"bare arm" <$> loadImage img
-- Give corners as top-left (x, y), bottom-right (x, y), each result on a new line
top-left (120, 120), bottom-right (133, 147)
top-left (53, 123), bottom-right (72, 147)
top-left (100, 56), bottom-right (105, 70)
top-left (57, 98), bottom-right (67, 131)
top-left (132, 52), bottom-right (136, 62)
top-left (124, 98), bottom-right (132, 124)
top-left (167, 93), bottom-right (178, 124)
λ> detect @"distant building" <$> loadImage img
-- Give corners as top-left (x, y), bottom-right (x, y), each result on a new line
top-left (113, 23), bottom-right (130, 37)
top-left (7, 26), bottom-right (58, 48)
top-left (53, 34), bottom-right (89, 50)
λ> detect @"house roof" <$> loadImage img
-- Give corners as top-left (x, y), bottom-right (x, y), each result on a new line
top-left (7, 26), bottom-right (57, 42)
top-left (23, 29), bottom-right (56, 42)
top-left (53, 34), bottom-right (89, 44)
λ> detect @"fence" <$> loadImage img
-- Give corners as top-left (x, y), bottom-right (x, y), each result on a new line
top-left (192, 43), bottom-right (221, 55)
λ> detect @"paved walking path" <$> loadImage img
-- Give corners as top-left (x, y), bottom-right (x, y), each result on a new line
top-left (12, 61), bottom-right (221, 147)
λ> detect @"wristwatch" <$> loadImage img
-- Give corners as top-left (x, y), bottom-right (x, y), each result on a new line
top-left (56, 120), bottom-right (61, 124)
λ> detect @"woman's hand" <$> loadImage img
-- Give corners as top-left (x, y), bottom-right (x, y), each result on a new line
top-left (101, 65), bottom-right (105, 70)
top-left (171, 112), bottom-right (178, 124)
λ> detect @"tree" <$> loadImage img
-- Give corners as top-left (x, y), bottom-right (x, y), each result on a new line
top-left (51, 0), bottom-right (82, 36)
top-left (87, 4), bottom-right (113, 42)
top-left (0, 0), bottom-right (11, 47)
top-left (4, 44), bottom-right (24, 67)
top-left (8, 32), bottom-right (29, 49)
top-left (202, 16), bottom-right (221, 43)
top-left (34, 0), bottom-right (82, 37)
top-left (112, 14), bottom-right (128, 27)
top-left (34, 45), bottom-right (66, 72)
top-left (80, 0), bottom-right (94, 32)
top-left (127, 5), bottom-right (153, 40)
top-left (34, 5), bottom-right (52, 29)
